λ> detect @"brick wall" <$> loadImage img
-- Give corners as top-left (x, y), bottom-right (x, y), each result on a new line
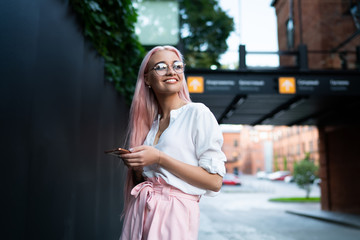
top-left (273, 126), bottom-right (319, 172)
top-left (273, 0), bottom-right (360, 69)
top-left (223, 126), bottom-right (272, 175)
top-left (223, 132), bottom-right (242, 174)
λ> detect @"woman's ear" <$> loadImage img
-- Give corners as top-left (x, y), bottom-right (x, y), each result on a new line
top-left (144, 74), bottom-right (150, 86)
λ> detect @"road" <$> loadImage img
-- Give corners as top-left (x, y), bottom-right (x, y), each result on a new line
top-left (198, 175), bottom-right (360, 240)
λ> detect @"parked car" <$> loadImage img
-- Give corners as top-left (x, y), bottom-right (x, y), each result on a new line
top-left (256, 171), bottom-right (268, 179)
top-left (222, 173), bottom-right (241, 185)
top-left (267, 171), bottom-right (291, 181)
top-left (284, 175), bottom-right (294, 183)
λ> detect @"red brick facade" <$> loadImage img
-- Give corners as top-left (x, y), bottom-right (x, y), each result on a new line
top-left (273, 0), bottom-right (360, 69)
top-left (272, 126), bottom-right (319, 172)
top-left (222, 131), bottom-right (242, 174)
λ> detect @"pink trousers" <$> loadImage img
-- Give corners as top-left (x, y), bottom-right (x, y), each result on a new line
top-left (120, 177), bottom-right (200, 240)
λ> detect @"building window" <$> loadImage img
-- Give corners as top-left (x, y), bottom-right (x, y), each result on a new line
top-left (234, 139), bottom-right (238, 147)
top-left (232, 151), bottom-right (238, 162)
top-left (297, 144), bottom-right (300, 155)
top-left (309, 141), bottom-right (313, 153)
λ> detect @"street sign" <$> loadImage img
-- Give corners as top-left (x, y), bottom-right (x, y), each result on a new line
top-left (187, 76), bottom-right (204, 93)
top-left (185, 70), bottom-right (360, 96)
top-left (279, 77), bottom-right (296, 94)
top-left (238, 79), bottom-right (274, 93)
top-left (206, 79), bottom-right (236, 92)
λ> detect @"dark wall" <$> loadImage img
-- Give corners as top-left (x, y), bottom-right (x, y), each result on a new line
top-left (1, 1), bottom-right (128, 239)
top-left (319, 126), bottom-right (360, 215)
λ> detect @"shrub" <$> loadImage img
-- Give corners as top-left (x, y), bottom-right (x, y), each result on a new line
top-left (293, 153), bottom-right (318, 198)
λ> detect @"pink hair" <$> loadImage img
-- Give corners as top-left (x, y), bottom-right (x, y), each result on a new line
top-left (123, 46), bottom-right (191, 214)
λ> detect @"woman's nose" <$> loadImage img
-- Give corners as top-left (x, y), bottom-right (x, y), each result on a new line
top-left (166, 66), bottom-right (176, 75)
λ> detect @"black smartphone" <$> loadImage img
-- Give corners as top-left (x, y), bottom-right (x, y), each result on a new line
top-left (104, 148), bottom-right (131, 157)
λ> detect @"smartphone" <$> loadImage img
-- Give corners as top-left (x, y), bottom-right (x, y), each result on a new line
top-left (104, 148), bottom-right (131, 157)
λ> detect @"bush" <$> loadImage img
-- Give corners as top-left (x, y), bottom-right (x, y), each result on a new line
top-left (293, 153), bottom-right (318, 198)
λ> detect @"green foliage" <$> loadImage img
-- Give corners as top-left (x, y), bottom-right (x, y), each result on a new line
top-left (179, 0), bottom-right (234, 68)
top-left (293, 153), bottom-right (318, 198)
top-left (283, 156), bottom-right (288, 170)
top-left (274, 154), bottom-right (279, 171)
top-left (69, 0), bottom-right (145, 103)
top-left (269, 197), bottom-right (320, 203)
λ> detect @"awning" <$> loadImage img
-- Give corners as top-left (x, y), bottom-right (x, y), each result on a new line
top-left (186, 68), bottom-right (360, 126)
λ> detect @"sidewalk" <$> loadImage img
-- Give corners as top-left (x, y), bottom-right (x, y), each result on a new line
top-left (286, 209), bottom-right (360, 229)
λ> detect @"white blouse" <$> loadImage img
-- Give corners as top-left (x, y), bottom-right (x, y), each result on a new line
top-left (142, 102), bottom-right (227, 196)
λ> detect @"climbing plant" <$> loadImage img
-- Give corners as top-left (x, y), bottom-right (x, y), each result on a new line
top-left (69, 0), bottom-right (145, 103)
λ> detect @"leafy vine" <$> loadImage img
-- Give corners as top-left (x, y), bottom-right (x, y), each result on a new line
top-left (69, 0), bottom-right (145, 103)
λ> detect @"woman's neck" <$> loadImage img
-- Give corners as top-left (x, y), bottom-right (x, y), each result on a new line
top-left (157, 94), bottom-right (186, 119)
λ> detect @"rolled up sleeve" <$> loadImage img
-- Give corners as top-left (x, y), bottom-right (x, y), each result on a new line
top-left (193, 106), bottom-right (227, 195)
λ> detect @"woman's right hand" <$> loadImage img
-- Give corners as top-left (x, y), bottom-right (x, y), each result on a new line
top-left (120, 145), bottom-right (160, 168)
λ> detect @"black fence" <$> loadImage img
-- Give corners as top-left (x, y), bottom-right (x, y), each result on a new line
top-left (1, 1), bottom-right (128, 239)
top-left (239, 44), bottom-right (360, 71)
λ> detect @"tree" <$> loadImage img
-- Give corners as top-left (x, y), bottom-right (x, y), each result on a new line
top-left (293, 153), bottom-right (318, 198)
top-left (179, 0), bottom-right (234, 68)
top-left (283, 156), bottom-right (288, 170)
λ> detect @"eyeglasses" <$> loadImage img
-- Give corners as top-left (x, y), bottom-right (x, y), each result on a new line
top-left (149, 61), bottom-right (185, 76)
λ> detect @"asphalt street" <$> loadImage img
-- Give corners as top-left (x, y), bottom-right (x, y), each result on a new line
top-left (198, 175), bottom-right (360, 240)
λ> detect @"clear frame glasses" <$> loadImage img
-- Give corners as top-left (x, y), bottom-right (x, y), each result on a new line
top-left (149, 61), bottom-right (185, 76)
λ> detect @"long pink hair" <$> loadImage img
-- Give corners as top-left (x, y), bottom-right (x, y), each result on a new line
top-left (123, 45), bottom-right (191, 213)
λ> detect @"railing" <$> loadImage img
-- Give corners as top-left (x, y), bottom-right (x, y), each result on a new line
top-left (238, 44), bottom-right (360, 71)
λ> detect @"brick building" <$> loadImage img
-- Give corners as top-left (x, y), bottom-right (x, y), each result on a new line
top-left (239, 126), bottom-right (273, 175)
top-left (272, 0), bottom-right (360, 214)
top-left (272, 126), bottom-right (319, 171)
top-left (222, 125), bottom-right (318, 176)
top-left (221, 125), bottom-right (242, 175)
top-left (272, 0), bottom-right (360, 69)
top-left (223, 125), bottom-right (269, 175)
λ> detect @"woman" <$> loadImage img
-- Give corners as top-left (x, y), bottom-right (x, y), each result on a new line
top-left (120, 45), bottom-right (226, 240)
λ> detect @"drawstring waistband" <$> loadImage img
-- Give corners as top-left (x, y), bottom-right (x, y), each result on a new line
top-left (131, 177), bottom-right (200, 206)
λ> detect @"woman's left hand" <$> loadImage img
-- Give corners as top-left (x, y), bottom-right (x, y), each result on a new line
top-left (120, 145), bottom-right (160, 168)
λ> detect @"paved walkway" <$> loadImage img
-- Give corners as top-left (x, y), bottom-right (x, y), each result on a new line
top-left (199, 175), bottom-right (360, 240)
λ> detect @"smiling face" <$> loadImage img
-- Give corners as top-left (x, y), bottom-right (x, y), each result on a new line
top-left (145, 50), bottom-right (184, 96)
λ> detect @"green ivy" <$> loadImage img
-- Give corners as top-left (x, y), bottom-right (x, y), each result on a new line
top-left (69, 0), bottom-right (145, 103)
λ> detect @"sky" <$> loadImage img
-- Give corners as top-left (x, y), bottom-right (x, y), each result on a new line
top-left (218, 0), bottom-right (279, 68)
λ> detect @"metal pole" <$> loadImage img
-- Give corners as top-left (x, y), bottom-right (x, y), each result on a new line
top-left (239, 45), bottom-right (246, 70)
top-left (298, 44), bottom-right (308, 70)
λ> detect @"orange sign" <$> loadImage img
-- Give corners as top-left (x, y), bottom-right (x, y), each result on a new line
top-left (187, 76), bottom-right (204, 93)
top-left (279, 77), bottom-right (296, 94)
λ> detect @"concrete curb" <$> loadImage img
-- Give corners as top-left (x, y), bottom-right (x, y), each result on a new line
top-left (286, 209), bottom-right (360, 230)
